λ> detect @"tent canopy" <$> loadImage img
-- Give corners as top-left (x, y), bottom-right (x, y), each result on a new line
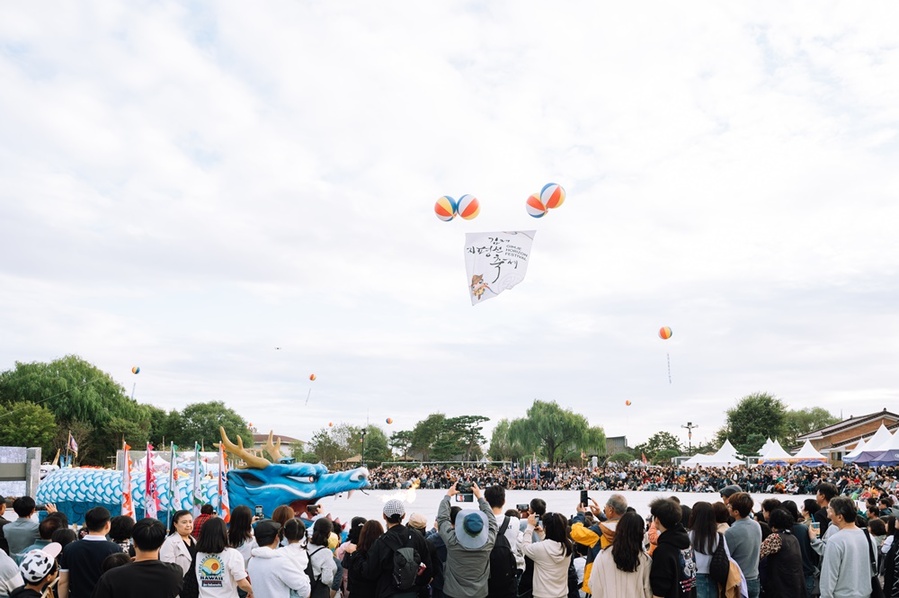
top-left (759, 439), bottom-right (793, 463)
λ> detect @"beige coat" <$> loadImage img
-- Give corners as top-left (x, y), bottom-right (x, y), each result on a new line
top-left (160, 532), bottom-right (195, 576)
top-left (587, 547), bottom-right (652, 598)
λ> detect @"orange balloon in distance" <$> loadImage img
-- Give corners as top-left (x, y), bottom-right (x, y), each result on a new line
top-left (309, 374), bottom-right (316, 381)
top-left (386, 417), bottom-right (394, 424)
top-left (328, 422), bottom-right (333, 427)
top-left (659, 327), bottom-right (673, 340)
top-left (625, 400), bottom-right (632, 406)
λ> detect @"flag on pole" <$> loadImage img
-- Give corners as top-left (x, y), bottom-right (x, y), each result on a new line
top-left (169, 443), bottom-right (181, 514)
top-left (67, 432), bottom-right (79, 457)
top-left (192, 442), bottom-right (204, 517)
top-left (145, 443), bottom-right (159, 519)
top-left (218, 443), bottom-right (230, 523)
top-left (121, 442), bottom-right (135, 519)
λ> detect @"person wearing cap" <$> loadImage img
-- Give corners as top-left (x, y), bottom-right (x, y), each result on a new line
top-left (361, 499), bottom-right (432, 598)
top-left (406, 515), bottom-right (431, 598)
top-left (12, 543), bottom-right (61, 598)
top-left (436, 481), bottom-right (496, 598)
top-left (92, 518), bottom-right (183, 598)
top-left (247, 520), bottom-right (310, 598)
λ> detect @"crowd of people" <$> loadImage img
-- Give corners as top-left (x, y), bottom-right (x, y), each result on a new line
top-left (2, 475), bottom-right (897, 598)
top-left (367, 462), bottom-right (899, 498)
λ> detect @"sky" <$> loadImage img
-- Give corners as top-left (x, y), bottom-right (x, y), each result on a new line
top-left (2, 2), bottom-right (898, 451)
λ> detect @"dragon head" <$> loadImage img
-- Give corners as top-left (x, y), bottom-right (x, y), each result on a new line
top-left (219, 427), bottom-right (370, 516)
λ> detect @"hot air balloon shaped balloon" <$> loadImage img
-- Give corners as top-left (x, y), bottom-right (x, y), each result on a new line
top-left (131, 366), bottom-right (140, 374)
top-left (540, 183), bottom-right (566, 210)
top-left (434, 196), bottom-right (457, 222)
top-left (456, 194), bottom-right (480, 220)
top-left (526, 193), bottom-right (547, 218)
top-left (385, 417), bottom-right (394, 424)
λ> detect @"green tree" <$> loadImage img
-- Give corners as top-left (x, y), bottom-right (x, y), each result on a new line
top-left (447, 415), bottom-right (489, 461)
top-left (0, 355), bottom-right (152, 463)
top-left (389, 430), bottom-right (413, 458)
top-left (309, 428), bottom-right (348, 467)
top-left (169, 401), bottom-right (252, 449)
top-left (0, 401), bottom-right (57, 455)
top-left (360, 426), bottom-right (390, 467)
top-left (508, 400), bottom-right (596, 464)
top-left (410, 414), bottom-right (447, 461)
top-left (716, 392), bottom-right (788, 455)
top-left (783, 407), bottom-right (839, 447)
top-left (608, 451), bottom-right (634, 464)
top-left (488, 419), bottom-right (527, 462)
top-left (654, 448), bottom-right (680, 465)
top-left (634, 431), bottom-right (682, 461)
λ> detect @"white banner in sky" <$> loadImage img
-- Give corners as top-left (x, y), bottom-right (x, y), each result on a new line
top-left (464, 231), bottom-right (536, 305)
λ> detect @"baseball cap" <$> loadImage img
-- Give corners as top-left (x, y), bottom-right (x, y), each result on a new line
top-left (720, 484), bottom-right (742, 499)
top-left (408, 513), bottom-right (427, 530)
top-left (383, 499), bottom-right (405, 518)
top-left (19, 543), bottom-right (62, 583)
top-left (254, 520), bottom-right (282, 546)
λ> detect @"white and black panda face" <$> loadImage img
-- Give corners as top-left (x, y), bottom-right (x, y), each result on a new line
top-left (19, 550), bottom-right (54, 583)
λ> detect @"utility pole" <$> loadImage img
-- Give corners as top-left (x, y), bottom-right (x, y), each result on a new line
top-left (360, 428), bottom-right (367, 467)
top-left (682, 421), bottom-right (698, 453)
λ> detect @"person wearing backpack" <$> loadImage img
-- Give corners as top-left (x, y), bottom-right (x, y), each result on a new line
top-left (687, 502), bottom-right (730, 598)
top-left (308, 519), bottom-right (338, 598)
top-left (437, 482), bottom-right (497, 598)
top-left (648, 498), bottom-right (697, 598)
top-left (361, 500), bottom-right (431, 598)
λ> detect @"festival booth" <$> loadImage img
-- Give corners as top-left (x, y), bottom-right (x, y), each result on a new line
top-left (852, 426), bottom-right (899, 466)
top-left (842, 437), bottom-right (868, 464)
top-left (792, 440), bottom-right (828, 466)
top-left (758, 439), bottom-right (793, 466)
top-left (682, 440), bottom-right (744, 468)
top-left (846, 424), bottom-right (895, 465)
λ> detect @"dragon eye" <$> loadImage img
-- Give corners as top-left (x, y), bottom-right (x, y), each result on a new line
top-left (287, 475), bottom-right (317, 484)
top-left (232, 472), bottom-right (266, 488)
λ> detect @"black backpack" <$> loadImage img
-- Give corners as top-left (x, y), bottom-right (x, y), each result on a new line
top-left (393, 532), bottom-right (422, 591)
top-left (708, 533), bottom-right (729, 586)
top-left (488, 516), bottom-right (518, 598)
top-left (306, 546), bottom-right (331, 598)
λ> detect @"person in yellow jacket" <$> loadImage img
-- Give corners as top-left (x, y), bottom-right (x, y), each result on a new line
top-left (569, 494), bottom-right (628, 594)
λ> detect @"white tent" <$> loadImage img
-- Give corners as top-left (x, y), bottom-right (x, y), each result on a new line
top-left (852, 424), bottom-right (896, 464)
top-left (793, 440), bottom-right (828, 465)
top-left (758, 437), bottom-right (773, 455)
top-left (864, 429), bottom-right (899, 466)
top-left (681, 439), bottom-right (744, 467)
top-left (842, 437), bottom-right (868, 463)
top-left (681, 453), bottom-right (714, 468)
top-left (759, 440), bottom-right (793, 464)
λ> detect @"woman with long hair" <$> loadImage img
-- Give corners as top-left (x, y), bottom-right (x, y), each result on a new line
top-left (195, 517), bottom-right (253, 598)
top-left (227, 505), bottom-right (257, 566)
top-left (307, 517), bottom-right (338, 598)
top-left (336, 517), bottom-right (367, 598)
top-left (343, 519), bottom-right (384, 598)
top-left (688, 501), bottom-right (730, 598)
top-left (588, 511), bottom-right (651, 598)
top-left (520, 512), bottom-right (574, 598)
top-left (160, 510), bottom-right (197, 576)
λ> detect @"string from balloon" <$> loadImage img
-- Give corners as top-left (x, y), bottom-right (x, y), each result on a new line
top-left (667, 353), bottom-right (672, 384)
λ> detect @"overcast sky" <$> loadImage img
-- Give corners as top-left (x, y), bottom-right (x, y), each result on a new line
top-left (2, 2), bottom-right (898, 451)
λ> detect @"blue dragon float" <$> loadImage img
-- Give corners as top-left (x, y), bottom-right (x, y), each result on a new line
top-left (36, 428), bottom-right (370, 524)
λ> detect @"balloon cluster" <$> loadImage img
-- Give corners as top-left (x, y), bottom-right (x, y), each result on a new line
top-left (434, 194), bottom-right (480, 222)
top-left (526, 183), bottom-right (566, 218)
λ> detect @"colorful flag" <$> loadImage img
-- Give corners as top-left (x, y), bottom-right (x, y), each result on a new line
top-left (192, 442), bottom-right (204, 516)
top-left (145, 443), bottom-right (159, 519)
top-left (464, 231), bottom-right (536, 305)
top-left (218, 443), bottom-right (231, 523)
top-left (67, 432), bottom-right (79, 457)
top-left (641, 452), bottom-right (648, 464)
top-left (122, 442), bottom-right (135, 519)
top-left (169, 443), bottom-right (180, 514)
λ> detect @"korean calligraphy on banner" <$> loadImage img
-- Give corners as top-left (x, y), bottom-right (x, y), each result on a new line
top-left (464, 231), bottom-right (536, 306)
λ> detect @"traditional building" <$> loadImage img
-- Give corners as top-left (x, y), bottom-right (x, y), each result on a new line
top-left (797, 408), bottom-right (899, 465)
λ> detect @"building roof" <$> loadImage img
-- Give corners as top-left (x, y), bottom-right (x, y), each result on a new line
top-left (797, 409), bottom-right (899, 441)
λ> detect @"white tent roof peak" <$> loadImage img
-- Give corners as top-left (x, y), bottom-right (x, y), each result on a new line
top-left (794, 440), bottom-right (827, 460)
top-left (760, 440), bottom-right (793, 462)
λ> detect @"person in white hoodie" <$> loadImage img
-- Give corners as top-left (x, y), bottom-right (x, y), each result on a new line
top-left (519, 512), bottom-right (573, 598)
top-left (279, 519), bottom-right (311, 598)
top-left (247, 520), bottom-right (310, 598)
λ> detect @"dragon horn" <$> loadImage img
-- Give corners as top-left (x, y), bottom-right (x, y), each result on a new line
top-left (264, 431), bottom-right (283, 463)
top-left (219, 427), bottom-right (269, 469)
